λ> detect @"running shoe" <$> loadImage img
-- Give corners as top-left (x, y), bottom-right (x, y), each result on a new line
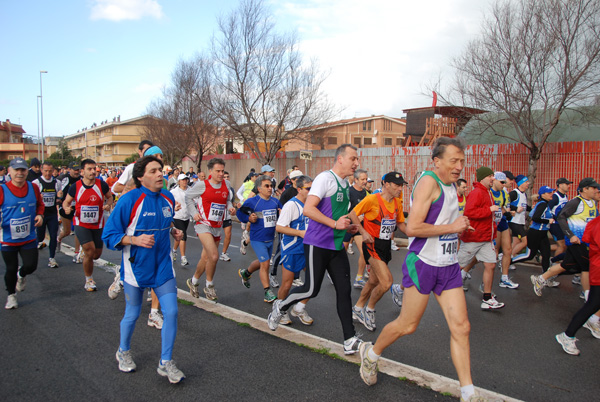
top-left (509, 264), bottom-right (516, 270)
top-left (240, 231), bottom-right (249, 255)
top-left (546, 276), bottom-right (560, 288)
top-left (16, 275), bottom-right (26, 292)
top-left (478, 282), bottom-right (496, 297)
top-left (48, 258), bottom-right (59, 268)
top-left (499, 278), bottom-right (519, 289)
top-left (583, 319), bottom-right (600, 339)
top-left (157, 360), bottom-right (185, 384)
top-left (390, 284), bottom-right (404, 307)
top-left (292, 278), bottom-right (304, 287)
top-left (269, 274), bottom-right (280, 288)
top-left (347, 243), bottom-right (355, 254)
top-left (290, 308), bottom-right (313, 325)
top-left (353, 277), bottom-right (366, 289)
top-left (172, 250), bottom-right (177, 262)
top-left (108, 274), bottom-right (123, 300)
top-left (37, 242), bottom-right (47, 250)
top-left (364, 266), bottom-right (370, 280)
top-left (219, 252), bottom-right (231, 262)
top-left (462, 274), bottom-right (469, 291)
top-left (187, 278), bottom-right (200, 298)
top-left (352, 306), bottom-right (365, 323)
top-left (580, 291), bottom-right (586, 300)
top-left (264, 288), bottom-right (276, 303)
top-left (84, 279), bottom-right (97, 292)
top-left (530, 275), bottom-right (546, 297)
top-left (180, 256), bottom-right (189, 266)
top-left (204, 284), bottom-right (218, 301)
top-left (343, 335), bottom-right (363, 355)
top-left (73, 252), bottom-right (84, 264)
top-left (147, 289), bottom-right (152, 302)
top-left (481, 296), bottom-right (505, 310)
top-left (572, 275), bottom-right (581, 286)
top-left (461, 395), bottom-right (487, 402)
top-left (147, 311), bottom-right (164, 329)
top-left (359, 342), bottom-right (378, 386)
top-left (238, 269), bottom-right (251, 288)
top-left (280, 312), bottom-right (292, 325)
top-left (555, 332), bottom-right (580, 355)
top-left (5, 294), bottom-right (18, 310)
top-left (391, 241), bottom-right (399, 251)
top-left (364, 309), bottom-right (376, 331)
top-left (116, 348), bottom-right (136, 372)
top-left (267, 299), bottom-right (283, 330)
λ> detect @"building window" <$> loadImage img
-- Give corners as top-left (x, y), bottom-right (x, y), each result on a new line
top-left (384, 120), bottom-right (392, 131)
top-left (384, 137), bottom-right (392, 146)
top-left (362, 122), bottom-right (367, 131)
top-left (353, 137), bottom-right (362, 147)
top-left (396, 137), bottom-right (403, 146)
top-left (364, 138), bottom-right (372, 145)
top-left (368, 120), bottom-right (372, 131)
top-left (327, 137), bottom-right (337, 145)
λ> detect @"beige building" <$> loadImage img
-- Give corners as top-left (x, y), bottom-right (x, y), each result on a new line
top-left (64, 116), bottom-right (151, 166)
top-left (0, 119), bottom-right (38, 161)
top-left (287, 115), bottom-right (407, 151)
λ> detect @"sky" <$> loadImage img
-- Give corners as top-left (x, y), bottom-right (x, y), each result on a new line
top-left (0, 0), bottom-right (494, 140)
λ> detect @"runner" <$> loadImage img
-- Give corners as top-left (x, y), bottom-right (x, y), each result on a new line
top-left (274, 175), bottom-right (313, 325)
top-left (219, 171), bottom-right (236, 262)
top-left (350, 172), bottom-right (407, 331)
top-left (170, 174), bottom-right (191, 266)
top-left (531, 178), bottom-right (599, 297)
top-left (236, 172), bottom-right (258, 255)
top-left (457, 178), bottom-right (467, 215)
top-left (267, 144), bottom-right (363, 356)
top-left (357, 138), bottom-right (479, 402)
top-left (491, 172), bottom-right (518, 289)
top-left (548, 178), bottom-right (573, 263)
top-left (62, 159), bottom-right (113, 291)
top-left (185, 158), bottom-right (235, 301)
top-left (57, 162), bottom-right (82, 262)
top-left (102, 155), bottom-right (185, 383)
top-left (26, 158), bottom-right (42, 182)
top-left (508, 175), bottom-right (531, 259)
top-left (237, 175), bottom-right (283, 302)
top-left (0, 165), bottom-right (9, 184)
top-left (1, 158), bottom-right (44, 309)
top-left (344, 169), bottom-right (369, 288)
top-left (32, 161), bottom-right (62, 268)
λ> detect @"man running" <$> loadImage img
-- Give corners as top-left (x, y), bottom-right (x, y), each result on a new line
top-left (63, 159), bottom-right (113, 291)
top-left (170, 174), bottom-right (191, 266)
top-left (344, 169), bottom-right (369, 288)
top-left (219, 171), bottom-right (236, 262)
top-left (185, 158), bottom-right (235, 301)
top-left (491, 172), bottom-right (517, 289)
top-left (267, 144), bottom-right (363, 355)
top-left (548, 178), bottom-right (573, 263)
top-left (57, 162), bottom-right (82, 262)
top-left (508, 175), bottom-right (531, 258)
top-left (457, 178), bottom-right (467, 215)
top-left (103, 155), bottom-right (185, 383)
top-left (357, 138), bottom-right (478, 402)
top-left (350, 172), bottom-right (407, 331)
top-left (1, 158), bottom-right (44, 309)
top-left (32, 161), bottom-right (62, 268)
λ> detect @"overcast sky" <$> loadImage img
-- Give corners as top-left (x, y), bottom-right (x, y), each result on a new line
top-left (0, 0), bottom-right (494, 139)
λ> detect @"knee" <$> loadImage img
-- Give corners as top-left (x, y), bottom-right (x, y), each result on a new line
top-left (450, 318), bottom-right (471, 338)
top-left (379, 275), bottom-right (393, 291)
top-left (162, 301), bottom-right (178, 320)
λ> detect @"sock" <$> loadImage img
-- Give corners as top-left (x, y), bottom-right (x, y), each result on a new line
top-left (206, 280), bottom-right (214, 287)
top-left (365, 307), bottom-right (375, 313)
top-left (85, 276), bottom-right (93, 281)
top-left (172, 248), bottom-right (177, 253)
top-left (355, 275), bottom-right (363, 281)
top-left (501, 274), bottom-right (509, 282)
top-left (589, 314), bottom-right (600, 324)
top-left (191, 276), bottom-right (199, 285)
top-left (483, 292), bottom-right (492, 301)
top-left (461, 384), bottom-right (475, 401)
top-left (151, 308), bottom-right (159, 314)
top-left (584, 290), bottom-right (590, 301)
top-left (461, 269), bottom-right (467, 279)
top-left (264, 287), bottom-right (270, 291)
top-left (294, 303), bottom-right (306, 313)
top-left (367, 347), bottom-right (380, 362)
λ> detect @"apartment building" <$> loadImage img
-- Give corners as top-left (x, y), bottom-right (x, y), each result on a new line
top-left (0, 119), bottom-right (38, 160)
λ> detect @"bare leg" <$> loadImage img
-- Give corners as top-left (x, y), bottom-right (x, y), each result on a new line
top-left (222, 225), bottom-right (232, 254)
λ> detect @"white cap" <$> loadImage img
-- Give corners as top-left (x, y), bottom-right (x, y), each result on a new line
top-left (177, 174), bottom-right (189, 181)
top-left (289, 170), bottom-right (303, 179)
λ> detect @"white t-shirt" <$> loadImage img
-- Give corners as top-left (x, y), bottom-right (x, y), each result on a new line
top-left (277, 199), bottom-right (302, 227)
top-left (112, 163), bottom-right (134, 194)
top-left (309, 170), bottom-right (349, 201)
top-left (171, 186), bottom-right (190, 221)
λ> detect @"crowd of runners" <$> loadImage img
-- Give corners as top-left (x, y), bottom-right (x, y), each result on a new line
top-left (2, 137), bottom-right (599, 400)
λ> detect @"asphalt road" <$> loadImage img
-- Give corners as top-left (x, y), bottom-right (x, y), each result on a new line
top-left (2, 224), bottom-right (599, 401)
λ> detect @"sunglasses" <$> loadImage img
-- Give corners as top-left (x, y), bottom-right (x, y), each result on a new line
top-left (303, 187), bottom-right (312, 191)
top-left (500, 181), bottom-right (506, 184)
top-left (263, 184), bottom-right (272, 188)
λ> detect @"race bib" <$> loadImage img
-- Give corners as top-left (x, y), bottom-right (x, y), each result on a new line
top-left (494, 210), bottom-right (503, 223)
top-left (208, 203), bottom-right (225, 222)
top-left (80, 205), bottom-right (99, 224)
top-left (379, 218), bottom-right (396, 240)
top-left (438, 234), bottom-right (459, 265)
top-left (10, 217), bottom-right (30, 239)
top-left (43, 193), bottom-right (56, 207)
top-left (263, 209), bottom-right (277, 228)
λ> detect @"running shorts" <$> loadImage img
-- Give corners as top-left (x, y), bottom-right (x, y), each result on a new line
top-left (508, 222), bottom-right (526, 238)
top-left (173, 218), bottom-right (189, 241)
top-left (497, 218), bottom-right (509, 232)
top-left (74, 226), bottom-right (103, 248)
top-left (561, 244), bottom-right (589, 273)
top-left (250, 240), bottom-right (274, 263)
top-left (402, 252), bottom-right (462, 296)
top-left (362, 237), bottom-right (392, 265)
top-left (281, 253), bottom-right (305, 273)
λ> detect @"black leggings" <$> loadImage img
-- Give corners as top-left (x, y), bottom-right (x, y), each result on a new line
top-left (280, 244), bottom-right (355, 340)
top-left (2, 244), bottom-right (39, 295)
top-left (512, 228), bottom-right (550, 271)
top-left (565, 286), bottom-right (600, 337)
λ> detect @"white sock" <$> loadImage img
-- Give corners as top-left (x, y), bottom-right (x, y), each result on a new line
top-left (151, 308), bottom-right (159, 314)
top-left (294, 303), bottom-right (306, 313)
top-left (367, 347), bottom-right (380, 362)
top-left (589, 314), bottom-right (600, 324)
top-left (461, 384), bottom-right (475, 401)
top-left (365, 307), bottom-right (375, 313)
top-left (85, 276), bottom-right (93, 281)
top-left (461, 269), bottom-right (467, 279)
top-left (206, 280), bottom-right (214, 287)
top-left (172, 248), bottom-right (177, 253)
top-left (502, 274), bottom-right (509, 282)
top-left (191, 276), bottom-right (199, 285)
top-left (584, 290), bottom-right (590, 301)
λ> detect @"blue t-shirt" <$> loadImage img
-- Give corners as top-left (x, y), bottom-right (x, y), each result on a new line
top-left (236, 195), bottom-right (282, 242)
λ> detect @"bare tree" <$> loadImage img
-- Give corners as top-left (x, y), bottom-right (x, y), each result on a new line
top-left (203, 0), bottom-right (337, 165)
top-left (145, 58), bottom-right (220, 170)
top-left (450, 0), bottom-right (600, 187)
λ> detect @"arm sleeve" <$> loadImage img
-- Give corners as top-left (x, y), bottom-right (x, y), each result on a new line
top-left (185, 180), bottom-right (206, 219)
top-left (557, 198), bottom-right (581, 237)
top-left (68, 184), bottom-right (77, 198)
top-left (278, 178), bottom-right (286, 190)
top-left (33, 185), bottom-right (45, 215)
top-left (101, 180), bottom-right (110, 195)
top-left (531, 203), bottom-right (550, 224)
top-left (236, 183), bottom-right (245, 201)
top-left (508, 190), bottom-right (518, 211)
top-left (236, 198), bottom-right (254, 223)
top-left (464, 192), bottom-right (493, 219)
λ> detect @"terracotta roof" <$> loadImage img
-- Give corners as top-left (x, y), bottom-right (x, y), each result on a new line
top-left (402, 106), bottom-right (487, 117)
top-left (0, 121), bottom-right (26, 134)
top-left (295, 115), bottom-right (406, 132)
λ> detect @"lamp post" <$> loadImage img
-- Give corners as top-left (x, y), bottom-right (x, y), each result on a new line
top-left (39, 70), bottom-right (48, 162)
top-left (36, 96), bottom-right (41, 159)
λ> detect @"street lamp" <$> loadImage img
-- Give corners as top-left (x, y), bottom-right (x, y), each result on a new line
top-left (36, 96), bottom-right (41, 159)
top-left (40, 70), bottom-right (48, 162)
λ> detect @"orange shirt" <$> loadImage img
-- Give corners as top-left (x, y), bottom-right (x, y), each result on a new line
top-left (353, 193), bottom-right (404, 239)
top-left (106, 177), bottom-right (118, 189)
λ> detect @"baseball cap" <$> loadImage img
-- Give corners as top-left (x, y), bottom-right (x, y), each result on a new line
top-left (494, 172), bottom-right (507, 181)
top-left (538, 186), bottom-right (555, 196)
top-left (177, 174), bottom-right (189, 181)
top-left (367, 177), bottom-right (375, 183)
top-left (249, 172), bottom-right (259, 177)
top-left (289, 170), bottom-right (303, 179)
top-left (9, 157), bottom-right (28, 170)
top-left (383, 172), bottom-right (408, 185)
top-left (556, 178), bottom-right (573, 186)
top-left (502, 170), bottom-right (515, 181)
top-left (69, 162), bottom-right (81, 170)
top-left (29, 157), bottom-right (41, 167)
top-left (578, 177), bottom-right (599, 190)
top-left (261, 165), bottom-right (275, 173)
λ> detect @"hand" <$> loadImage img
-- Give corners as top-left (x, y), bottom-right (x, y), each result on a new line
top-left (334, 215), bottom-right (352, 230)
top-left (103, 204), bottom-right (111, 211)
top-left (347, 224), bottom-right (359, 234)
top-left (34, 215), bottom-right (43, 227)
top-left (175, 202), bottom-right (182, 211)
top-left (570, 235), bottom-right (581, 245)
top-left (229, 207), bottom-right (236, 214)
top-left (249, 213), bottom-right (258, 223)
top-left (298, 230), bottom-right (306, 238)
top-left (193, 213), bottom-right (201, 222)
top-left (451, 216), bottom-right (470, 234)
top-left (517, 207), bottom-right (524, 213)
top-left (135, 234), bottom-right (155, 248)
top-left (171, 228), bottom-right (183, 241)
top-left (64, 206), bottom-right (72, 215)
top-left (490, 205), bottom-right (500, 212)
top-left (549, 218), bottom-right (555, 225)
top-left (362, 232), bottom-right (374, 244)
top-left (510, 211), bottom-right (516, 216)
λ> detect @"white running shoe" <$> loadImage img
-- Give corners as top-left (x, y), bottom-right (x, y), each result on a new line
top-left (481, 296), bottom-right (505, 310)
top-left (269, 274), bottom-right (279, 288)
top-left (84, 280), bottom-right (97, 292)
top-left (147, 311), bottom-right (164, 330)
top-left (391, 241), bottom-right (399, 251)
top-left (116, 349), bottom-right (136, 372)
top-left (5, 294), bottom-right (18, 309)
top-left (292, 278), bottom-right (304, 287)
top-left (219, 252), bottom-right (231, 262)
top-left (531, 275), bottom-right (546, 297)
top-left (172, 250), bottom-right (177, 262)
top-left (16, 275), bottom-right (26, 292)
top-left (240, 231), bottom-right (249, 255)
top-left (347, 244), bottom-right (355, 255)
top-left (279, 312), bottom-right (292, 325)
top-left (73, 252), bottom-right (84, 264)
top-left (499, 278), bottom-right (519, 289)
top-left (157, 360), bottom-right (185, 384)
top-left (180, 256), bottom-right (189, 266)
top-left (290, 308), bottom-right (313, 325)
top-left (108, 274), bottom-right (123, 300)
top-left (583, 319), bottom-right (600, 339)
top-left (390, 284), bottom-right (404, 307)
top-left (48, 258), bottom-right (59, 268)
top-left (359, 342), bottom-right (378, 386)
top-left (555, 332), bottom-right (580, 355)
top-left (343, 335), bottom-right (363, 355)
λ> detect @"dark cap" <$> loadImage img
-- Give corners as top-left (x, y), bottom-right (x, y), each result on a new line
top-left (383, 172), bottom-right (408, 185)
top-left (515, 175), bottom-right (529, 186)
top-left (9, 157), bottom-right (29, 170)
top-left (0, 165), bottom-right (5, 171)
top-left (69, 162), bottom-right (81, 170)
top-left (578, 177), bottom-right (599, 190)
top-left (556, 178), bottom-right (573, 186)
top-left (502, 170), bottom-right (515, 181)
top-left (30, 157), bottom-right (41, 167)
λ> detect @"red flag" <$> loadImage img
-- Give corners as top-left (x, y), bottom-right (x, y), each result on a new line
top-left (432, 91), bottom-right (438, 107)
